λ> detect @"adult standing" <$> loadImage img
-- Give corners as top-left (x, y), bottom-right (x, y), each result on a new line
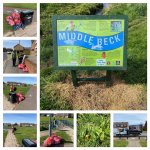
top-left (12, 50), bottom-right (17, 67)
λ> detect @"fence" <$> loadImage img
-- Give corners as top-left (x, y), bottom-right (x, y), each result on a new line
top-left (114, 135), bottom-right (147, 140)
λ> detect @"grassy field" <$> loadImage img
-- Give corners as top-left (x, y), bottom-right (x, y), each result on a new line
top-left (3, 85), bottom-right (30, 97)
top-left (140, 139), bottom-right (147, 147)
top-left (40, 131), bottom-right (72, 146)
top-left (3, 130), bottom-right (8, 145)
top-left (4, 3), bottom-right (37, 9)
top-left (40, 4), bottom-right (147, 110)
top-left (114, 139), bottom-right (128, 147)
top-left (15, 126), bottom-right (37, 146)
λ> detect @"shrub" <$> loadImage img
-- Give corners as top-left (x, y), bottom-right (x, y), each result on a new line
top-left (77, 114), bottom-right (110, 147)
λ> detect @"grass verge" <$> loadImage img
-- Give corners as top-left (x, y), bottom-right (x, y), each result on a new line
top-left (140, 139), bottom-right (147, 147)
top-left (3, 14), bottom-right (13, 34)
top-left (3, 130), bottom-right (8, 145)
top-left (4, 3), bottom-right (36, 9)
top-left (114, 139), bottom-right (128, 147)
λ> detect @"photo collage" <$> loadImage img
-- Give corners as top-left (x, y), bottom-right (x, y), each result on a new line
top-left (1, 0), bottom-right (149, 149)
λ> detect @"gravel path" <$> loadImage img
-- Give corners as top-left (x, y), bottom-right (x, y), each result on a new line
top-left (4, 129), bottom-right (19, 147)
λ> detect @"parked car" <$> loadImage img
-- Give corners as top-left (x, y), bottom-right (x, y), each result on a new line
top-left (114, 124), bottom-right (143, 136)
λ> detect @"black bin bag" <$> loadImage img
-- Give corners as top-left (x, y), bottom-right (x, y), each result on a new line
top-left (9, 92), bottom-right (17, 103)
top-left (22, 139), bottom-right (37, 147)
top-left (20, 10), bottom-right (34, 25)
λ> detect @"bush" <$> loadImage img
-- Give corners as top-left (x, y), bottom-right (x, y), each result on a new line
top-left (40, 67), bottom-right (54, 78)
top-left (104, 4), bottom-right (147, 84)
top-left (77, 114), bottom-right (110, 147)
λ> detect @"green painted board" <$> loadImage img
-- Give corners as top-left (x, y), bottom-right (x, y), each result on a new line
top-left (52, 15), bottom-right (128, 70)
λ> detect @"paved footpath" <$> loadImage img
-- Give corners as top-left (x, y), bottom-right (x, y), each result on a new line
top-left (127, 137), bottom-right (141, 147)
top-left (4, 129), bottom-right (19, 147)
top-left (4, 58), bottom-right (25, 74)
top-left (15, 86), bottom-right (37, 110)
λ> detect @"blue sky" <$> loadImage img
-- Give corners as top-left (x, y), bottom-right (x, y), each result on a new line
top-left (3, 40), bottom-right (32, 49)
top-left (114, 113), bottom-right (147, 125)
top-left (3, 77), bottom-right (37, 85)
top-left (3, 114), bottom-right (37, 124)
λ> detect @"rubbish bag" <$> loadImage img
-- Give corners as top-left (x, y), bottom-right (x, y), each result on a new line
top-left (43, 137), bottom-right (54, 147)
top-left (9, 92), bottom-right (17, 103)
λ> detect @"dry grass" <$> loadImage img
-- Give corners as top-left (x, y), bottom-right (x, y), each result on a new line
top-left (50, 81), bottom-right (146, 110)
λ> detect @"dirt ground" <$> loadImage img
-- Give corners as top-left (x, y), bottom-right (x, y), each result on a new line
top-left (4, 129), bottom-right (19, 147)
top-left (48, 80), bottom-right (146, 110)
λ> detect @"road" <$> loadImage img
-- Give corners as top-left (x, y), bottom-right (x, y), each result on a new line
top-left (4, 129), bottom-right (19, 147)
top-left (15, 86), bottom-right (37, 110)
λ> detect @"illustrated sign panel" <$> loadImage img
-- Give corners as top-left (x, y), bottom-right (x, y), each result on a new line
top-left (53, 16), bottom-right (128, 70)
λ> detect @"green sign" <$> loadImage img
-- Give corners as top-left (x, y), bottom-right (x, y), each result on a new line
top-left (52, 15), bottom-right (128, 70)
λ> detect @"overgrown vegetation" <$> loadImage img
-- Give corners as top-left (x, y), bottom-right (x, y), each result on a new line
top-left (114, 139), bottom-right (128, 147)
top-left (77, 114), bottom-right (110, 147)
top-left (40, 4), bottom-right (147, 110)
top-left (103, 4), bottom-right (147, 84)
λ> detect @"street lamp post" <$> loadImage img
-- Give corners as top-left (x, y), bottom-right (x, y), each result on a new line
top-left (49, 114), bottom-right (52, 136)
